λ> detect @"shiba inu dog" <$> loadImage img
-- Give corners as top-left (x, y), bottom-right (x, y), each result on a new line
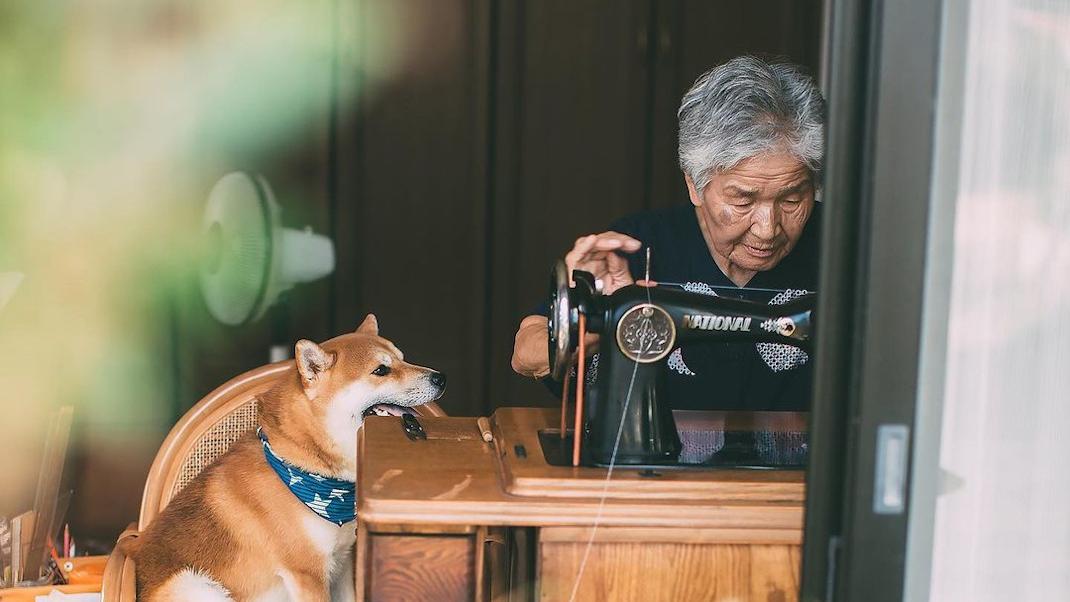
top-left (124, 315), bottom-right (446, 601)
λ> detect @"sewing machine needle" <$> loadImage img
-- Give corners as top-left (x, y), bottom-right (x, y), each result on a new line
top-left (644, 247), bottom-right (651, 283)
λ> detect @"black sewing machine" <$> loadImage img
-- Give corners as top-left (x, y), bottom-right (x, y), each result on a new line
top-left (546, 257), bottom-right (816, 467)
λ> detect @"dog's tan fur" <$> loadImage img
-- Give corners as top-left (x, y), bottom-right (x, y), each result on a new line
top-left (124, 315), bottom-right (445, 601)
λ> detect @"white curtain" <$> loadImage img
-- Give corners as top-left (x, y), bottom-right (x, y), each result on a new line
top-left (927, 0), bottom-right (1070, 600)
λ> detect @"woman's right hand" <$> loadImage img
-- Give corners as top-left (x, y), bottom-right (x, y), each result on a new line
top-left (564, 232), bottom-right (642, 295)
top-left (510, 231), bottom-right (643, 379)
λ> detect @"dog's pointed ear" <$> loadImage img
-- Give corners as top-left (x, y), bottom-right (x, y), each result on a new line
top-left (295, 339), bottom-right (335, 398)
top-left (355, 313), bottom-right (379, 336)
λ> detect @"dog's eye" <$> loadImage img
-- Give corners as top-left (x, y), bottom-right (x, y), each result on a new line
top-left (372, 364), bottom-right (391, 377)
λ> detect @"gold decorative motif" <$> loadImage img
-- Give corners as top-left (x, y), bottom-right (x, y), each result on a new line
top-left (615, 303), bottom-right (676, 363)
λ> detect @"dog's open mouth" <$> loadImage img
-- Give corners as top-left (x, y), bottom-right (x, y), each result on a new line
top-left (362, 403), bottom-right (414, 418)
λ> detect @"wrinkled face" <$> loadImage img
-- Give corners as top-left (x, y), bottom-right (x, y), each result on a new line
top-left (687, 151), bottom-right (816, 276)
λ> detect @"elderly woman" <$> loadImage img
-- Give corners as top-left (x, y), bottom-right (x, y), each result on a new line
top-left (511, 56), bottom-right (825, 411)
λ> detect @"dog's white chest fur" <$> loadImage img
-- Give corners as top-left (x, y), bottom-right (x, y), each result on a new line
top-left (303, 515), bottom-right (356, 560)
top-left (308, 517), bottom-right (357, 600)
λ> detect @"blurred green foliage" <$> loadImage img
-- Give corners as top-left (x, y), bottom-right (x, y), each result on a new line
top-left (0, 0), bottom-right (395, 515)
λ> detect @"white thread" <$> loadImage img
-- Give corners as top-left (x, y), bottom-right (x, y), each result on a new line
top-left (567, 284), bottom-right (651, 601)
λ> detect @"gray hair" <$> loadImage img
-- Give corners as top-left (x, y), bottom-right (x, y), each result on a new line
top-left (678, 56), bottom-right (825, 192)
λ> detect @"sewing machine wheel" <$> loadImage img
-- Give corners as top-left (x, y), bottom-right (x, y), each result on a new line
top-left (547, 260), bottom-right (575, 381)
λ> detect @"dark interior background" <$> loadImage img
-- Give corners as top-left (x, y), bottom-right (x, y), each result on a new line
top-left (72, 0), bottom-right (821, 542)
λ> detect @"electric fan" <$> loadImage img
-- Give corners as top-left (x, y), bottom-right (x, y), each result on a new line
top-left (199, 172), bottom-right (335, 326)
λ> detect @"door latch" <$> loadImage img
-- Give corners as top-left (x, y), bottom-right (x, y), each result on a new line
top-left (873, 424), bottom-right (910, 514)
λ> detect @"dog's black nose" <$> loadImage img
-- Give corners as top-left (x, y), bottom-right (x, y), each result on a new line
top-left (429, 371), bottom-right (447, 388)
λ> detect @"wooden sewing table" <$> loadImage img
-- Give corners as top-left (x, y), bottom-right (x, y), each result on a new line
top-left (355, 408), bottom-right (805, 601)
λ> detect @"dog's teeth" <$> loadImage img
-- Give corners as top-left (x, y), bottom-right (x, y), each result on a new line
top-left (363, 403), bottom-right (408, 418)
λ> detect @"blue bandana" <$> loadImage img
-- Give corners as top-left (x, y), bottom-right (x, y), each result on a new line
top-left (258, 428), bottom-right (356, 525)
